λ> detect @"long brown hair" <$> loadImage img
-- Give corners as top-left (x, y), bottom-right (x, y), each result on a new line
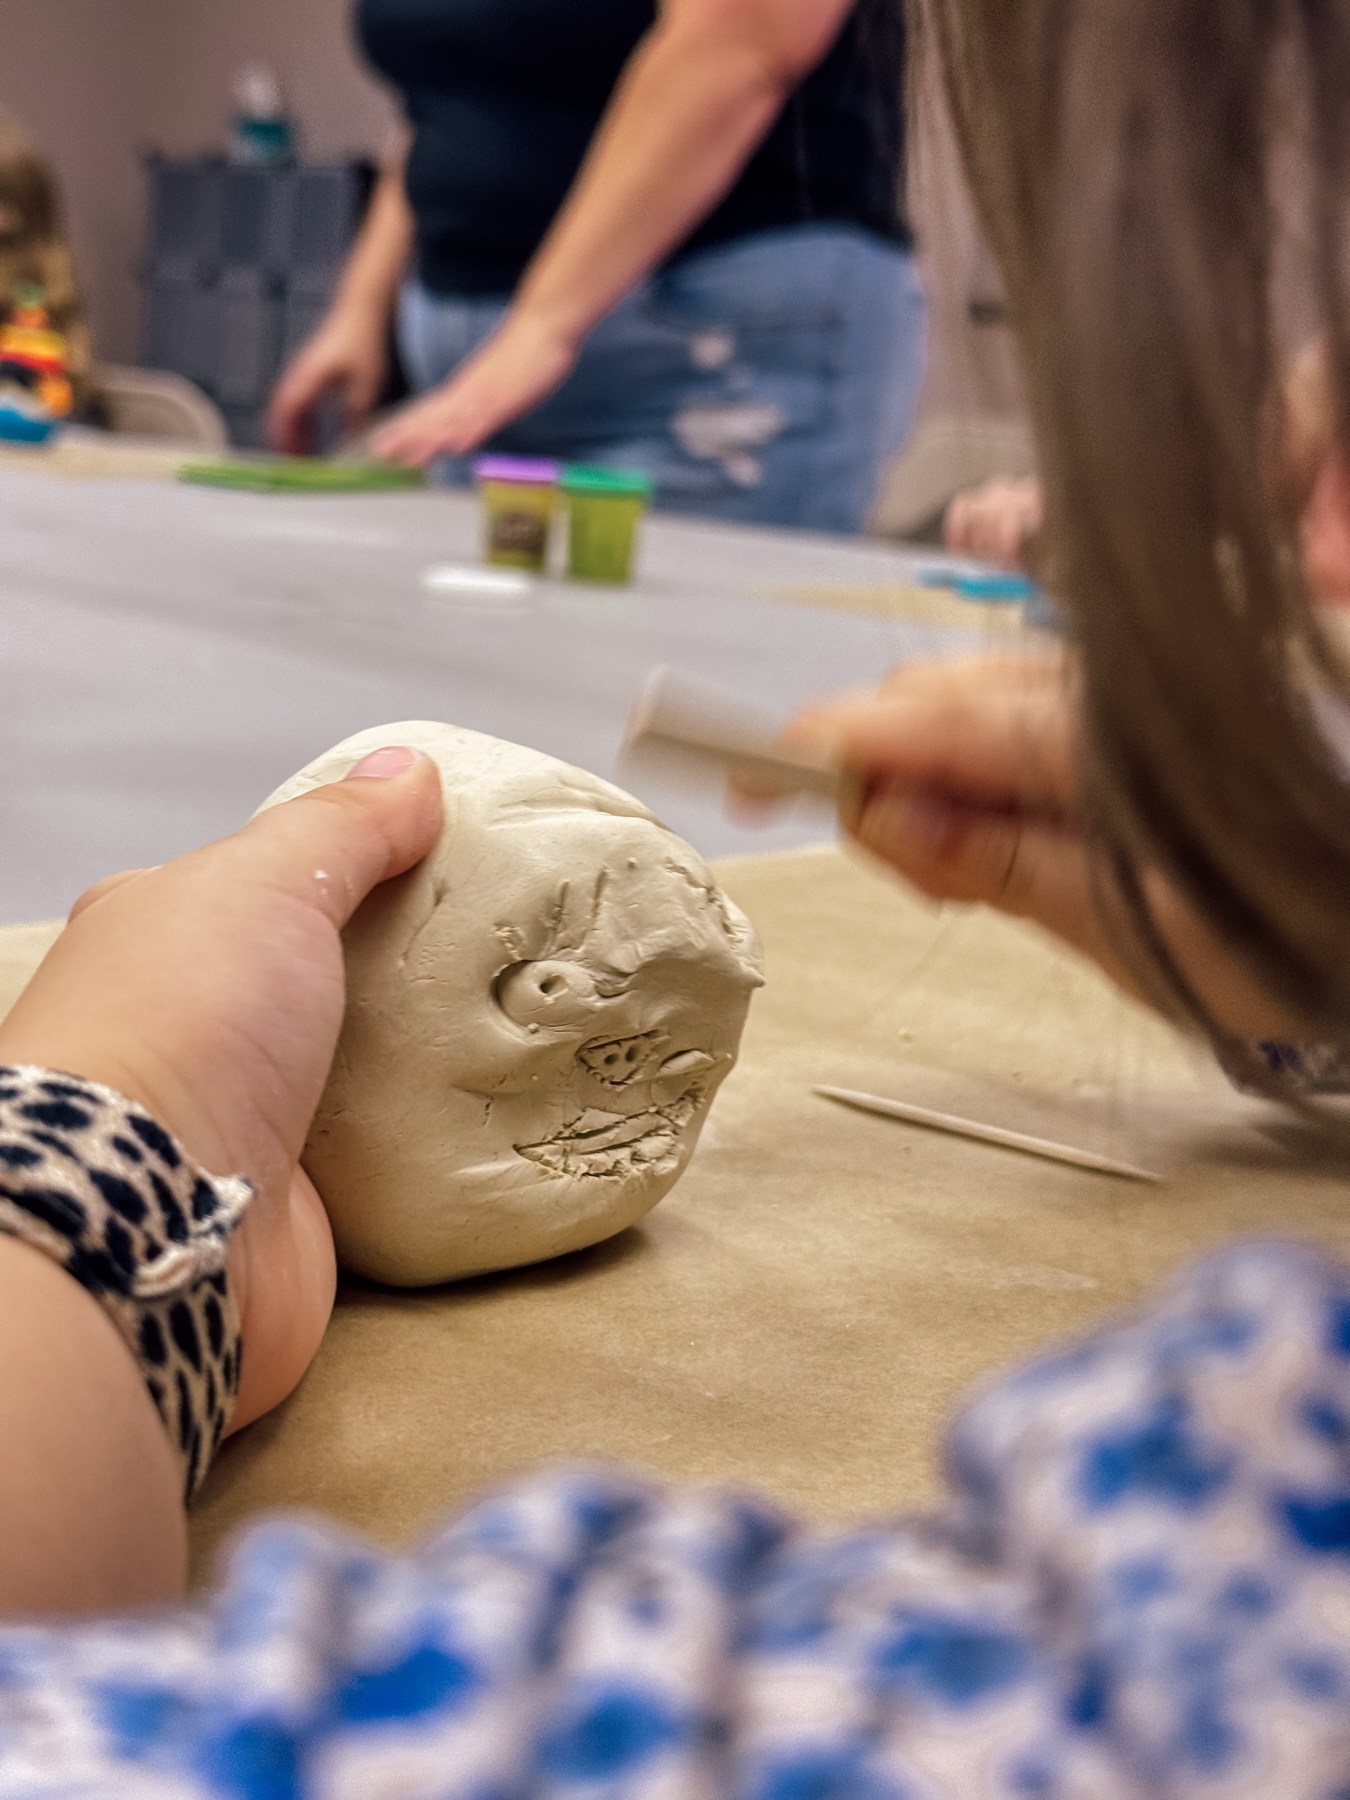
top-left (921, 0), bottom-right (1350, 1051)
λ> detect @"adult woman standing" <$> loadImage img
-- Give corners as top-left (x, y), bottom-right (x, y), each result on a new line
top-left (266, 0), bottom-right (924, 533)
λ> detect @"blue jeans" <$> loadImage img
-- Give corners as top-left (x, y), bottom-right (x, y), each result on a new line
top-left (399, 225), bottom-right (927, 534)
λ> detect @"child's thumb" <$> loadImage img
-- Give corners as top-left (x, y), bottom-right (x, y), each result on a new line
top-left (242, 746), bottom-right (443, 930)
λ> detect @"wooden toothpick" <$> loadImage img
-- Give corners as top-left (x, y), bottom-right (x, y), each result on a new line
top-left (814, 1085), bottom-right (1163, 1183)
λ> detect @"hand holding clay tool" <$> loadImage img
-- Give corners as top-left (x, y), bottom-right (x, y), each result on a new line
top-left (814, 1085), bottom-right (1163, 1183)
top-left (621, 666), bottom-right (842, 800)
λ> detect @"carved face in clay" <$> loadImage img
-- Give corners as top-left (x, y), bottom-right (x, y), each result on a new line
top-left (261, 722), bottom-right (763, 1285)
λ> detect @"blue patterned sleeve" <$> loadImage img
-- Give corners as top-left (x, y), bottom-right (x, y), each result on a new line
top-left (1225, 1038), bottom-right (1350, 1094)
top-left (3, 1241), bottom-right (1350, 1797)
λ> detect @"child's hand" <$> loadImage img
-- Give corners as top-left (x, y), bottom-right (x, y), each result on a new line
top-left (1301, 447), bottom-right (1350, 606)
top-left (942, 476), bottom-right (1044, 570)
top-left (778, 653), bottom-right (1319, 1041)
top-left (0, 746), bottom-right (443, 1429)
top-left (785, 650), bottom-right (1102, 942)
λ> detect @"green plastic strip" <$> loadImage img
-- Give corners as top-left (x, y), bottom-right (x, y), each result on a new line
top-left (179, 458), bottom-right (426, 494)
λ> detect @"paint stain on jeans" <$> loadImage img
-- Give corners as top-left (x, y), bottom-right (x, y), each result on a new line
top-left (672, 400), bottom-right (786, 487)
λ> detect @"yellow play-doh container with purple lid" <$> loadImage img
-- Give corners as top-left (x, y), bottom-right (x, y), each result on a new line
top-left (473, 455), bottom-right (560, 570)
top-left (561, 463), bottom-right (655, 584)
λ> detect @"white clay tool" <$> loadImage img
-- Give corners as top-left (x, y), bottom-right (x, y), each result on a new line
top-left (814, 1085), bottom-right (1163, 1183)
top-left (621, 666), bottom-right (842, 800)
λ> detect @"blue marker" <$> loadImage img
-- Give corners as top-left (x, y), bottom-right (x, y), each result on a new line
top-left (918, 567), bottom-right (1036, 602)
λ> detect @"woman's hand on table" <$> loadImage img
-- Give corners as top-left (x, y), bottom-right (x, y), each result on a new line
top-left (0, 747), bottom-right (443, 1430)
top-left (266, 308), bottom-right (390, 455)
top-left (267, 142), bottom-right (414, 456)
top-left (777, 652), bottom-right (1320, 1040)
top-left (370, 309), bottom-right (580, 465)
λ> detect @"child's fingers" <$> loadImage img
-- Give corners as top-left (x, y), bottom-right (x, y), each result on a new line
top-left (853, 779), bottom-right (1081, 914)
top-left (852, 780), bottom-right (1327, 1039)
top-left (1301, 448), bottom-right (1350, 604)
top-left (0, 748), bottom-right (443, 1179)
top-left (232, 747), bottom-right (443, 931)
top-left (724, 781), bottom-right (783, 822)
top-left (872, 649), bottom-right (1066, 706)
top-left (729, 656), bottom-right (1073, 833)
top-left (942, 476), bottom-right (1044, 569)
top-left (848, 777), bottom-right (1140, 992)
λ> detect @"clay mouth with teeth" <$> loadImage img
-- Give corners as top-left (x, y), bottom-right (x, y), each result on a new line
top-left (515, 1083), bottom-right (704, 1179)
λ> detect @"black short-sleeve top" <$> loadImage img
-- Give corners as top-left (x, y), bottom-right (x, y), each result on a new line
top-left (357, 0), bottom-right (909, 296)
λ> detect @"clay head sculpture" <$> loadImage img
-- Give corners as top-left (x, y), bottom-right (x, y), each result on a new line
top-left (261, 722), bottom-right (764, 1284)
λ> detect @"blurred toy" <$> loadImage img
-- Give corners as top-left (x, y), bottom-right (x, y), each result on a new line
top-left (0, 110), bottom-right (95, 428)
top-left (0, 280), bottom-right (73, 414)
top-left (0, 277), bottom-right (75, 443)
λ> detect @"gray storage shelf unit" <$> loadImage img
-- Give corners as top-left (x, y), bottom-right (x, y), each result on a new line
top-left (141, 158), bottom-right (372, 448)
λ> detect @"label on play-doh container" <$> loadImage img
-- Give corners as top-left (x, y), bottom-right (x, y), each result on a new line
top-left (474, 456), bottom-right (560, 571)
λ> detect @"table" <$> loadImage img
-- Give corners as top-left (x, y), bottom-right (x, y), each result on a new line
top-left (0, 457), bottom-right (1014, 922)
top-left (1, 847), bottom-right (1342, 1591)
top-left (10, 456), bottom-right (1328, 1599)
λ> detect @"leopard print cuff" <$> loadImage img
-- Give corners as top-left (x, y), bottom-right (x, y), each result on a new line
top-left (0, 1066), bottom-right (252, 1501)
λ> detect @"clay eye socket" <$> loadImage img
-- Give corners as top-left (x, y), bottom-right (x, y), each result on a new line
top-left (495, 959), bottom-right (598, 1027)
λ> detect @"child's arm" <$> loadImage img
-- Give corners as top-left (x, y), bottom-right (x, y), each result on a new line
top-left (0, 745), bottom-right (440, 1613)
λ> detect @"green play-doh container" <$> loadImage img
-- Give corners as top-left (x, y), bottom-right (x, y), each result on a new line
top-left (561, 463), bottom-right (655, 583)
top-left (473, 455), bottom-right (559, 570)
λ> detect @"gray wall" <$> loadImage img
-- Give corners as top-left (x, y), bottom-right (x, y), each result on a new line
top-left (0, 0), bottom-right (396, 363)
